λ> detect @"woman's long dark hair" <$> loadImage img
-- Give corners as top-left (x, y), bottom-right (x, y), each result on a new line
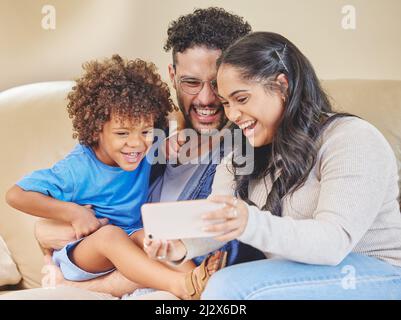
top-left (218, 32), bottom-right (353, 216)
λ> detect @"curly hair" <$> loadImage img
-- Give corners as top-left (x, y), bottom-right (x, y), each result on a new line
top-left (164, 7), bottom-right (251, 63)
top-left (67, 54), bottom-right (176, 147)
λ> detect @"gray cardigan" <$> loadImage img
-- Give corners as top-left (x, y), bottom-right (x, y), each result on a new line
top-left (182, 117), bottom-right (401, 267)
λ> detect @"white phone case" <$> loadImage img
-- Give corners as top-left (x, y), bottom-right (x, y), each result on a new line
top-left (141, 199), bottom-right (225, 240)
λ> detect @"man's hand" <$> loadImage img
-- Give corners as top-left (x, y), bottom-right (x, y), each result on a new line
top-left (69, 204), bottom-right (109, 239)
top-left (164, 130), bottom-right (218, 165)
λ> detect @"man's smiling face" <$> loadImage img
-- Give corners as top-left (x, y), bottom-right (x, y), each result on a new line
top-left (169, 46), bottom-right (227, 134)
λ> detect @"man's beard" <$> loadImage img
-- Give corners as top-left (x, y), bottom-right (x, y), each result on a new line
top-left (176, 94), bottom-right (227, 135)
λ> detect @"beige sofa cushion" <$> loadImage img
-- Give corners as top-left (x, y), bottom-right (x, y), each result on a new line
top-left (0, 79), bottom-right (399, 291)
top-left (0, 235), bottom-right (21, 286)
top-left (0, 81), bottom-right (76, 288)
top-left (323, 80), bottom-right (401, 187)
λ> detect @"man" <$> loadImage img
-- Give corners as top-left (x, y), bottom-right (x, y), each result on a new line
top-left (2, 7), bottom-right (259, 300)
top-left (147, 7), bottom-right (257, 269)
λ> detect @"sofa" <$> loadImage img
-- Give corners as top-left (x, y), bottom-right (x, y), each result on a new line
top-left (0, 80), bottom-right (400, 295)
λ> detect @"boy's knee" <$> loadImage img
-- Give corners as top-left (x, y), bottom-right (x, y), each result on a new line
top-left (93, 225), bottom-right (125, 241)
top-left (34, 219), bottom-right (75, 251)
top-left (5, 186), bottom-right (18, 208)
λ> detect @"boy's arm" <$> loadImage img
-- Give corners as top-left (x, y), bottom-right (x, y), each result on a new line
top-left (6, 185), bottom-right (78, 222)
top-left (6, 185), bottom-right (108, 238)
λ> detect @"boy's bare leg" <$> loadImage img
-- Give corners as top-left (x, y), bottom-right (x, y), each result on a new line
top-left (35, 219), bottom-right (140, 297)
top-left (36, 220), bottom-right (219, 298)
top-left (70, 225), bottom-right (211, 299)
top-left (129, 229), bottom-right (195, 273)
top-left (42, 254), bottom-right (142, 297)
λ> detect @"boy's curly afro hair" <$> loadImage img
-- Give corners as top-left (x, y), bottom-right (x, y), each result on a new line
top-left (164, 7), bottom-right (251, 62)
top-left (67, 54), bottom-right (176, 147)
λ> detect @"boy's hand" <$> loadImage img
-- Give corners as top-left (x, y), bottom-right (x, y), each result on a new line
top-left (69, 204), bottom-right (108, 239)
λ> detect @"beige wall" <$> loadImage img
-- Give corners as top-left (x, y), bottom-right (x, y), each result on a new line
top-left (1, 0), bottom-right (400, 92)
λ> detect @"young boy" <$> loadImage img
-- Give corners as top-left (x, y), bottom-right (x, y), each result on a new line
top-left (5, 55), bottom-right (226, 300)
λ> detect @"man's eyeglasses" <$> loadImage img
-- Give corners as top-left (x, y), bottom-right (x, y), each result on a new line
top-left (176, 76), bottom-right (218, 96)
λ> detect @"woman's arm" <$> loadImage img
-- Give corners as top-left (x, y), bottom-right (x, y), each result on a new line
top-left (206, 120), bottom-right (398, 265)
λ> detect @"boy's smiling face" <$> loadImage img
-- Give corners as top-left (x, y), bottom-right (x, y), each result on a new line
top-left (94, 114), bottom-right (154, 171)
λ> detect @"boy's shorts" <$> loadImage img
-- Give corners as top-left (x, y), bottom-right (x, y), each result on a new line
top-left (53, 227), bottom-right (141, 282)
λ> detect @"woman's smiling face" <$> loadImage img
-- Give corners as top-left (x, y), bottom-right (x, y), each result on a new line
top-left (216, 64), bottom-right (286, 147)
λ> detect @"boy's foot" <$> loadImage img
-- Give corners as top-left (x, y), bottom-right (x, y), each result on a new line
top-left (184, 250), bottom-right (227, 300)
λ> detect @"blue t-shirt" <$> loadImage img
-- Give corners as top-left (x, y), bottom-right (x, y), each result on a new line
top-left (17, 144), bottom-right (152, 234)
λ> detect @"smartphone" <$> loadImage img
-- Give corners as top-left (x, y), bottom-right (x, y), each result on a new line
top-left (141, 199), bottom-right (225, 240)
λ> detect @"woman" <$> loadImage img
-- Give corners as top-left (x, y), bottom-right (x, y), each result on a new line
top-left (146, 32), bottom-right (401, 299)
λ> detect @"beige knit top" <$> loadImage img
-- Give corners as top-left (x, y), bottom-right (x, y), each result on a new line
top-left (183, 117), bottom-right (401, 267)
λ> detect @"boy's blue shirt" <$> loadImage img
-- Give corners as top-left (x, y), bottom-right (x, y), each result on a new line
top-left (17, 144), bottom-right (151, 234)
